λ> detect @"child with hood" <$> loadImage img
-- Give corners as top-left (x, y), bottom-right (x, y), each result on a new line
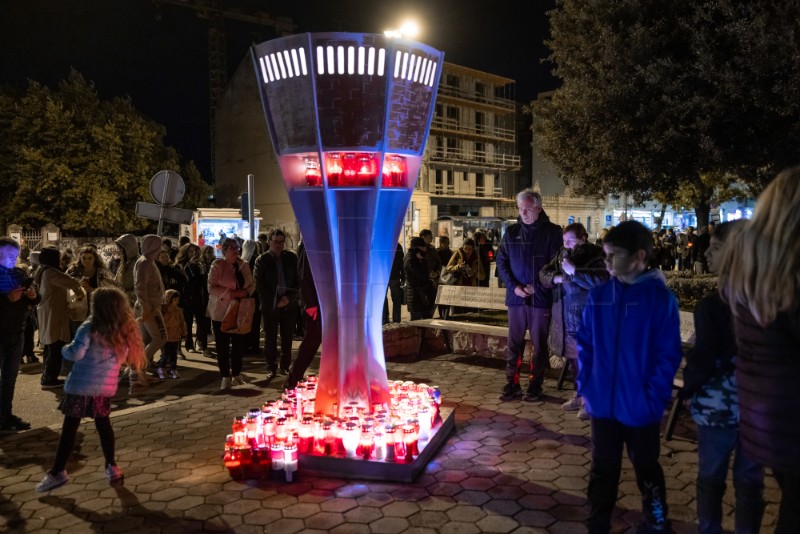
top-left (131, 235), bottom-right (165, 391)
top-left (156, 289), bottom-right (186, 379)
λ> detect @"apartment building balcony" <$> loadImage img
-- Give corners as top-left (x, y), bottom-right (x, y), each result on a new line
top-left (427, 146), bottom-right (521, 170)
top-left (430, 184), bottom-right (506, 198)
top-left (430, 117), bottom-right (515, 143)
top-left (437, 85), bottom-right (516, 113)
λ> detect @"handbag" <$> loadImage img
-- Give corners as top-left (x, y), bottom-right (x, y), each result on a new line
top-left (221, 297), bottom-right (255, 335)
top-left (440, 270), bottom-right (457, 286)
top-left (67, 290), bottom-right (89, 322)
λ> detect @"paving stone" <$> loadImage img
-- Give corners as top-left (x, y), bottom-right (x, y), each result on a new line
top-left (281, 502), bottom-right (321, 519)
top-left (303, 511), bottom-right (345, 530)
top-left (369, 516), bottom-right (410, 534)
top-left (380, 500), bottom-right (420, 517)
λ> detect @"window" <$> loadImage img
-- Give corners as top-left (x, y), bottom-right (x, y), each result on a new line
top-left (446, 106), bottom-right (459, 122)
top-left (446, 74), bottom-right (460, 88)
top-left (476, 173), bottom-right (484, 196)
top-left (475, 112), bottom-right (484, 133)
top-left (435, 104), bottom-right (442, 117)
top-left (475, 142), bottom-right (485, 162)
top-left (475, 82), bottom-right (485, 97)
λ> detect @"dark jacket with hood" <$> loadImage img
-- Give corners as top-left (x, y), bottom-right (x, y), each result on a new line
top-left (577, 269), bottom-right (682, 426)
top-left (540, 242), bottom-right (608, 356)
top-left (495, 211), bottom-right (563, 308)
top-left (114, 234), bottom-right (140, 304)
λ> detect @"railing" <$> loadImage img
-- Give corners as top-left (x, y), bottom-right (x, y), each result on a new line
top-left (430, 117), bottom-right (515, 142)
top-left (437, 85), bottom-right (516, 112)
top-left (431, 184), bottom-right (505, 199)
top-left (427, 146), bottom-right (521, 168)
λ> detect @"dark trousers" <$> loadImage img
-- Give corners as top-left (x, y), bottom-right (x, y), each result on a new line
top-left (42, 340), bottom-right (66, 385)
top-left (246, 293), bottom-right (262, 352)
top-left (183, 303), bottom-right (208, 350)
top-left (587, 418), bottom-right (668, 533)
top-left (159, 341), bottom-right (179, 370)
top-left (0, 333), bottom-right (24, 420)
top-left (264, 304), bottom-right (298, 371)
top-left (211, 321), bottom-right (245, 378)
top-left (774, 469), bottom-right (800, 534)
top-left (23, 312), bottom-right (36, 357)
top-left (505, 306), bottom-right (551, 391)
top-left (287, 311), bottom-right (321, 390)
top-left (383, 279), bottom-right (403, 324)
top-left (52, 415), bottom-right (115, 474)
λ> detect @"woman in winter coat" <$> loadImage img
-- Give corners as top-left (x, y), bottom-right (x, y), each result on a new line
top-left (207, 238), bottom-right (255, 390)
top-left (540, 223), bottom-right (608, 419)
top-left (444, 238), bottom-right (485, 287)
top-left (66, 245), bottom-right (116, 319)
top-left (719, 167), bottom-right (800, 533)
top-left (175, 243), bottom-right (209, 354)
top-left (404, 237), bottom-right (435, 320)
top-left (34, 246), bottom-right (85, 389)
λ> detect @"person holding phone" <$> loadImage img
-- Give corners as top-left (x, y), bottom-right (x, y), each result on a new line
top-left (0, 237), bottom-right (40, 431)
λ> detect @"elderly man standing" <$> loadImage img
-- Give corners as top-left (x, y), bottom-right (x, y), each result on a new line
top-left (496, 189), bottom-right (562, 402)
top-left (254, 229), bottom-right (299, 380)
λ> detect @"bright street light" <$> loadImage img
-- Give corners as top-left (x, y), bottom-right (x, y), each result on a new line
top-left (384, 19), bottom-right (420, 39)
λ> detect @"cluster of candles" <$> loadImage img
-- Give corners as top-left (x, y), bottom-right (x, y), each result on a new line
top-left (223, 376), bottom-right (443, 481)
top-left (303, 152), bottom-right (408, 188)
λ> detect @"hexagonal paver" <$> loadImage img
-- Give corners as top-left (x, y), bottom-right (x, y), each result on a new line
top-left (369, 517), bottom-right (410, 534)
top-left (343, 506), bottom-right (383, 524)
top-left (281, 502), bottom-right (321, 518)
top-left (304, 511), bottom-right (345, 530)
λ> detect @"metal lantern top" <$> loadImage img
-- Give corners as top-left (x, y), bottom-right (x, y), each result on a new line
top-left (252, 33), bottom-right (444, 190)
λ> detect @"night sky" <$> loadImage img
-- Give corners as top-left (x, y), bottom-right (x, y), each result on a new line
top-left (0, 0), bottom-right (558, 181)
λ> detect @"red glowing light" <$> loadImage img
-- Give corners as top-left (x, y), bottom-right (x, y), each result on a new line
top-left (326, 152), bottom-right (378, 186)
top-left (382, 155), bottom-right (408, 187)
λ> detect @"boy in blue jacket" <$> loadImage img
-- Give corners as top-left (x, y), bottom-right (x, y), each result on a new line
top-left (577, 221), bottom-right (682, 533)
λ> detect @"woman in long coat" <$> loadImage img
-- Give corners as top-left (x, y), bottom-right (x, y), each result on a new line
top-left (35, 246), bottom-right (84, 389)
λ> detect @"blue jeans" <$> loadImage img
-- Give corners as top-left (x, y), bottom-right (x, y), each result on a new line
top-left (696, 425), bottom-right (764, 534)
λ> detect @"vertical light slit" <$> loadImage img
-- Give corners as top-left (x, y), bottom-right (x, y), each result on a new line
top-left (367, 47), bottom-right (375, 75)
top-left (327, 46), bottom-right (335, 74)
top-left (291, 49), bottom-right (300, 76)
top-left (357, 46), bottom-right (365, 74)
top-left (377, 48), bottom-right (385, 76)
top-left (299, 48), bottom-right (308, 75)
top-left (393, 50), bottom-right (402, 78)
top-left (283, 50), bottom-right (294, 77)
top-left (259, 57), bottom-right (269, 83)
top-left (400, 52), bottom-right (409, 79)
top-left (317, 46), bottom-right (325, 75)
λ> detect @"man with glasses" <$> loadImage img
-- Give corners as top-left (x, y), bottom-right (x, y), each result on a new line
top-left (253, 229), bottom-right (299, 379)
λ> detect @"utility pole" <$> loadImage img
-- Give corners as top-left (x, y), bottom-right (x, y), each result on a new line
top-left (153, 0), bottom-right (295, 185)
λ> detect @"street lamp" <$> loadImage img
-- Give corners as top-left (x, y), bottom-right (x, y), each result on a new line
top-left (384, 19), bottom-right (420, 39)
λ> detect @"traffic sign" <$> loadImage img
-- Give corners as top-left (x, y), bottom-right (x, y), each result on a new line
top-left (150, 170), bottom-right (186, 206)
top-left (136, 202), bottom-right (194, 225)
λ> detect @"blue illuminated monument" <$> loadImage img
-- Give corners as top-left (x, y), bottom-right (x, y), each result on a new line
top-left (252, 33), bottom-right (443, 417)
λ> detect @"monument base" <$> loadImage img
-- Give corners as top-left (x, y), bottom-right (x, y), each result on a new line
top-left (298, 407), bottom-right (455, 483)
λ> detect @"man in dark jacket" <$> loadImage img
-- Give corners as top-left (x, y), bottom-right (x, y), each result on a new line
top-left (253, 229), bottom-right (299, 379)
top-left (496, 189), bottom-right (563, 402)
top-left (404, 237), bottom-right (435, 320)
top-left (285, 241), bottom-right (321, 390)
top-left (0, 237), bottom-right (39, 431)
top-left (383, 243), bottom-right (405, 324)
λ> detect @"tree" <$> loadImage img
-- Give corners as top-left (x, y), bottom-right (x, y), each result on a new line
top-left (533, 0), bottom-right (800, 227)
top-left (0, 69), bottom-right (211, 234)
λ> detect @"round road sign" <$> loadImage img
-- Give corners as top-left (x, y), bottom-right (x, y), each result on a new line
top-left (150, 170), bottom-right (186, 206)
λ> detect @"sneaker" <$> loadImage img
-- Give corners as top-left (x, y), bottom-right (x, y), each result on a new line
top-left (203, 348), bottom-right (214, 358)
top-left (24, 355), bottom-right (40, 364)
top-left (577, 406), bottom-right (590, 420)
top-left (128, 382), bottom-right (148, 395)
top-left (266, 369), bottom-right (278, 380)
top-left (231, 375), bottom-right (248, 386)
top-left (41, 379), bottom-right (65, 390)
top-left (36, 470), bottom-right (68, 492)
top-left (220, 377), bottom-right (232, 390)
top-left (280, 368), bottom-right (291, 376)
top-left (499, 382), bottom-right (523, 401)
top-left (195, 340), bottom-right (203, 352)
top-left (561, 395), bottom-right (583, 411)
top-left (169, 369), bottom-right (180, 379)
top-left (0, 414), bottom-right (31, 431)
top-left (105, 465), bottom-right (124, 485)
top-left (156, 368), bottom-right (167, 379)
top-left (523, 385), bottom-right (543, 402)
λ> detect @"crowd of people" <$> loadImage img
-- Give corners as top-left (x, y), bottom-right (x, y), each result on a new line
top-left (0, 168), bottom-right (797, 531)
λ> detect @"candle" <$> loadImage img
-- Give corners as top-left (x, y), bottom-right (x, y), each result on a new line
top-left (402, 424), bottom-right (417, 463)
top-left (232, 416), bottom-right (246, 445)
top-left (384, 424), bottom-right (396, 461)
top-left (298, 416), bottom-right (314, 454)
top-left (342, 421), bottom-right (359, 458)
top-left (270, 443), bottom-right (285, 481)
top-left (284, 444), bottom-right (298, 482)
top-left (360, 425), bottom-right (374, 460)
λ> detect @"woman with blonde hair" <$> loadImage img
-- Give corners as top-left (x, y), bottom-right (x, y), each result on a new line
top-left (718, 166), bottom-right (800, 533)
top-left (36, 287), bottom-right (146, 491)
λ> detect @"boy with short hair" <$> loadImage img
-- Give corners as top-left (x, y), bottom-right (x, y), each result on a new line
top-left (577, 221), bottom-right (682, 533)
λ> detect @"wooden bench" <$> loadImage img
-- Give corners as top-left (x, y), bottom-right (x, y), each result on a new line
top-left (408, 285), bottom-right (524, 357)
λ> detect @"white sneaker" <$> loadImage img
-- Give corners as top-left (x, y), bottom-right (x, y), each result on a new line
top-left (220, 377), bottom-right (232, 390)
top-left (105, 465), bottom-right (124, 485)
top-left (36, 470), bottom-right (68, 492)
top-left (561, 395), bottom-right (583, 411)
top-left (577, 406), bottom-right (590, 420)
top-left (169, 369), bottom-right (180, 379)
top-left (156, 368), bottom-right (167, 380)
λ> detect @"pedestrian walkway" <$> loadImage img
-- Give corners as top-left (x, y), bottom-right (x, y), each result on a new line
top-left (0, 352), bottom-right (780, 533)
